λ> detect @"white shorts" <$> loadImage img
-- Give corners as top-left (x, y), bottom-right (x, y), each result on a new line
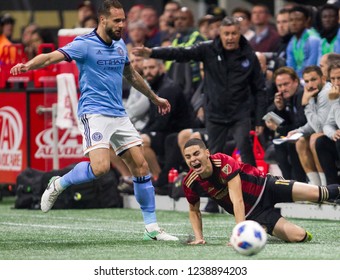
top-left (78, 114), bottom-right (143, 156)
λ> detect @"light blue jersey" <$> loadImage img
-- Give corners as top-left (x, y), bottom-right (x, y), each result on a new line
top-left (58, 29), bottom-right (129, 117)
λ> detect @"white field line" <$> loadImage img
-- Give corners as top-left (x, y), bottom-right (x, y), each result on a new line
top-left (0, 213), bottom-right (231, 227)
top-left (0, 221), bottom-right (226, 239)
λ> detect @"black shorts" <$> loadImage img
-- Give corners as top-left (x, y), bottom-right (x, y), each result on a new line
top-left (247, 176), bottom-right (295, 235)
top-left (147, 132), bottom-right (167, 156)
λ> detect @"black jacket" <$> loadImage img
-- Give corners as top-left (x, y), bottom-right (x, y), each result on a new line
top-left (267, 84), bottom-right (307, 137)
top-left (142, 74), bottom-right (193, 134)
top-left (151, 36), bottom-right (267, 126)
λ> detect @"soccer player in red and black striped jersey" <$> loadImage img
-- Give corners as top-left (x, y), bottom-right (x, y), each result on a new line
top-left (182, 138), bottom-right (340, 245)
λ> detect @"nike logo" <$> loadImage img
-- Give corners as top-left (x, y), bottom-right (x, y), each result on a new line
top-left (145, 232), bottom-right (157, 240)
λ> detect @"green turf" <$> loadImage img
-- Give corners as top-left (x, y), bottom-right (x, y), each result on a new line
top-left (0, 196), bottom-right (339, 260)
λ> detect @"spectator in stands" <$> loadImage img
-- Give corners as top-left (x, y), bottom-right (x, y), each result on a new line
top-left (207, 16), bottom-right (223, 40)
top-left (133, 16), bottom-right (267, 210)
top-left (315, 61), bottom-right (340, 184)
top-left (20, 23), bottom-right (39, 61)
top-left (162, 0), bottom-right (181, 38)
top-left (164, 7), bottom-right (206, 99)
top-left (1, 13), bottom-right (15, 42)
top-left (197, 15), bottom-right (213, 39)
top-left (265, 66), bottom-right (307, 181)
top-left (275, 8), bottom-right (293, 60)
top-left (319, 52), bottom-right (340, 79)
top-left (317, 4), bottom-right (340, 61)
top-left (0, 18), bottom-right (11, 61)
top-left (288, 66), bottom-right (336, 185)
top-left (126, 4), bottom-right (144, 23)
top-left (125, 20), bottom-right (148, 53)
top-left (231, 7), bottom-right (255, 41)
top-left (75, 0), bottom-right (96, 28)
top-left (206, 4), bottom-right (227, 19)
top-left (286, 5), bottom-right (321, 78)
top-left (82, 15), bottom-right (98, 28)
top-left (28, 28), bottom-right (55, 58)
top-left (140, 6), bottom-right (161, 47)
top-left (249, 4), bottom-right (280, 52)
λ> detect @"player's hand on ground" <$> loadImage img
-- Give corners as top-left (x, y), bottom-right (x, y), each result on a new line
top-left (153, 96), bottom-right (171, 115)
top-left (10, 63), bottom-right (28, 75)
top-left (188, 239), bottom-right (206, 245)
top-left (131, 46), bottom-right (152, 58)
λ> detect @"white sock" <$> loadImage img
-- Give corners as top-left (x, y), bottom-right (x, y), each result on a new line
top-left (307, 172), bottom-right (321, 185)
top-left (318, 172), bottom-right (327, 186)
top-left (145, 223), bottom-right (160, 232)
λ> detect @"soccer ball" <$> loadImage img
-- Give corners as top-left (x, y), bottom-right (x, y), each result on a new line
top-left (230, 220), bottom-right (267, 256)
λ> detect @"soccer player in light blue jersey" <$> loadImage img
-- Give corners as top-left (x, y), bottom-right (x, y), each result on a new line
top-left (10, 0), bottom-right (178, 241)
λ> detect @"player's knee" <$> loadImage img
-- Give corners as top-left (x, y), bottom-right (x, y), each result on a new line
top-left (91, 162), bottom-right (110, 177)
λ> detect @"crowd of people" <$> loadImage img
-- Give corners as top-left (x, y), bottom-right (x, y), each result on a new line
top-left (3, 1), bottom-right (340, 199)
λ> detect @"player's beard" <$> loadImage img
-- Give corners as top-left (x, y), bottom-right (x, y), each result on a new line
top-left (106, 27), bottom-right (121, 41)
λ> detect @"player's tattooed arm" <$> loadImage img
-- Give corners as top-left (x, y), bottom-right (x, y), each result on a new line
top-left (123, 63), bottom-right (157, 102)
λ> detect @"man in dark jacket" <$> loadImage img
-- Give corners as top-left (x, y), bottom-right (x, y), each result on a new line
top-left (265, 66), bottom-right (307, 181)
top-left (133, 16), bottom-right (267, 212)
top-left (133, 16), bottom-right (267, 167)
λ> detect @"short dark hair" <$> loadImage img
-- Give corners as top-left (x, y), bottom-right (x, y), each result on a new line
top-left (303, 65), bottom-right (323, 78)
top-left (328, 61), bottom-right (340, 77)
top-left (184, 138), bottom-right (207, 150)
top-left (273, 66), bottom-right (299, 84)
top-left (289, 5), bottom-right (310, 19)
top-left (98, 0), bottom-right (123, 17)
top-left (277, 8), bottom-right (291, 16)
top-left (232, 7), bottom-right (251, 20)
top-left (319, 3), bottom-right (339, 18)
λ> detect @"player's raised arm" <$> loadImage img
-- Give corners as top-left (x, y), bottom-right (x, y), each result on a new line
top-left (10, 50), bottom-right (65, 75)
top-left (123, 63), bottom-right (171, 115)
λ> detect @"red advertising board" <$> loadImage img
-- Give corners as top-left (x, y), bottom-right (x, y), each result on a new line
top-left (0, 92), bottom-right (28, 183)
top-left (28, 91), bottom-right (85, 171)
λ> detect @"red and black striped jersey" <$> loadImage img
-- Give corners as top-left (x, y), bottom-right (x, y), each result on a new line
top-left (182, 153), bottom-right (267, 217)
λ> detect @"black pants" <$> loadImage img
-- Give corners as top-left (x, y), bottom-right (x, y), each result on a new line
top-left (206, 118), bottom-right (256, 166)
top-left (315, 136), bottom-right (340, 184)
top-left (274, 141), bottom-right (306, 181)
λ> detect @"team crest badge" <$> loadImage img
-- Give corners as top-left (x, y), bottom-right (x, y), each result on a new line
top-left (222, 164), bottom-right (232, 175)
top-left (117, 47), bottom-right (124, 56)
top-left (92, 132), bottom-right (103, 141)
top-left (241, 59), bottom-right (250, 68)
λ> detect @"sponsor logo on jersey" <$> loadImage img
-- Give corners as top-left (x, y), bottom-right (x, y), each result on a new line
top-left (97, 58), bottom-right (125, 65)
top-left (0, 106), bottom-right (23, 171)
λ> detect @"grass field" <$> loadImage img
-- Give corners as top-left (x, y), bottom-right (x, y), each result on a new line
top-left (0, 196), bottom-right (339, 260)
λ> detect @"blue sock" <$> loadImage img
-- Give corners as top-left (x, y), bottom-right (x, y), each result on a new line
top-left (133, 174), bottom-right (157, 225)
top-left (59, 161), bottom-right (96, 189)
